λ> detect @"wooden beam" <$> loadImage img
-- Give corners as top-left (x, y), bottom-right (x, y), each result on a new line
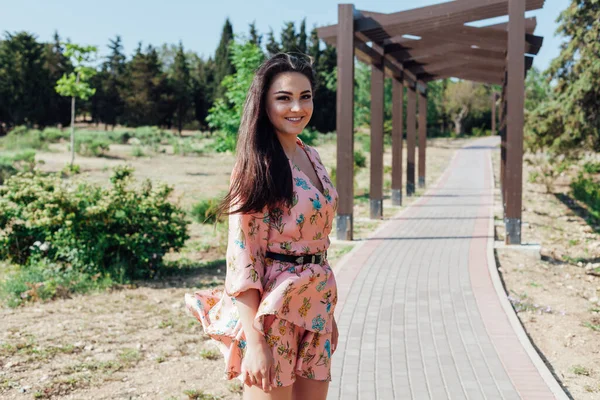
top-left (418, 86), bottom-right (427, 188)
top-left (406, 86), bottom-right (417, 196)
top-left (335, 4), bottom-right (355, 241)
top-left (505, 0), bottom-right (526, 244)
top-left (392, 78), bottom-right (404, 206)
top-left (370, 62), bottom-right (385, 219)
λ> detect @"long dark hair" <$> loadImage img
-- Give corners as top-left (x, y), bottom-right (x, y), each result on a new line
top-left (217, 53), bottom-right (316, 217)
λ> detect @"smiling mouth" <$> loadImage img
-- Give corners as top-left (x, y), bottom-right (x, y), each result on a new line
top-left (285, 117), bottom-right (304, 122)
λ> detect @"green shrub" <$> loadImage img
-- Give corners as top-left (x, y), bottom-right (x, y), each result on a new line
top-left (354, 150), bottom-right (367, 169)
top-left (571, 174), bottom-right (600, 219)
top-left (0, 260), bottom-right (115, 308)
top-left (73, 136), bottom-right (111, 157)
top-left (0, 166), bottom-right (190, 280)
top-left (1, 128), bottom-right (48, 151)
top-left (0, 150), bottom-right (36, 185)
top-left (41, 127), bottom-right (69, 142)
top-left (131, 146), bottom-right (145, 157)
top-left (209, 131), bottom-right (237, 153)
top-left (583, 161), bottom-right (600, 175)
top-left (172, 138), bottom-right (205, 156)
top-left (298, 128), bottom-right (318, 146)
top-left (471, 127), bottom-right (491, 137)
top-left (191, 198), bottom-right (224, 224)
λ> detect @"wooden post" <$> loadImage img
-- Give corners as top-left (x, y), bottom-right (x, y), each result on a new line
top-left (406, 84), bottom-right (417, 196)
top-left (370, 61), bottom-right (384, 219)
top-left (500, 87), bottom-right (507, 207)
top-left (335, 4), bottom-right (355, 240)
top-left (505, 0), bottom-right (525, 245)
top-left (418, 84), bottom-right (427, 188)
top-left (392, 77), bottom-right (404, 206)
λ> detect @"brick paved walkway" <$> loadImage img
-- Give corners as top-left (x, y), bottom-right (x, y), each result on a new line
top-left (329, 137), bottom-right (565, 400)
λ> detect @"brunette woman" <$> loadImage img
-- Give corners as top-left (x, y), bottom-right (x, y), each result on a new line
top-left (186, 53), bottom-right (339, 400)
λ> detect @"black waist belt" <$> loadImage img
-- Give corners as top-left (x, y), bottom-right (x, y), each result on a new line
top-left (265, 251), bottom-right (325, 265)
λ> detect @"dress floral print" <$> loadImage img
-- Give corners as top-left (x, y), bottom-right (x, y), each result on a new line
top-left (185, 138), bottom-right (339, 386)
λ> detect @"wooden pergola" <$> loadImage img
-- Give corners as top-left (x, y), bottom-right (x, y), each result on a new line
top-left (316, 0), bottom-right (545, 245)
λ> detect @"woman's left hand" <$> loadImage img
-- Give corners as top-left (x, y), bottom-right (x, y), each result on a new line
top-left (332, 317), bottom-right (339, 354)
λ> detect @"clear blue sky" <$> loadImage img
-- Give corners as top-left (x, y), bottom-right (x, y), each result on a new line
top-left (2, 0), bottom-right (569, 71)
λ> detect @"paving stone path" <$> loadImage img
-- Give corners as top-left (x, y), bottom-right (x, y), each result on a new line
top-left (329, 137), bottom-right (565, 400)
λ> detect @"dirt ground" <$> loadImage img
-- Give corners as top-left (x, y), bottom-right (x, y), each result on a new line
top-left (0, 135), bottom-right (466, 399)
top-left (493, 152), bottom-right (600, 399)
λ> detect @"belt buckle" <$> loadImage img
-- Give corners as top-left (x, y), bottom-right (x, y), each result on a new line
top-left (310, 255), bottom-right (316, 264)
top-left (295, 256), bottom-right (304, 264)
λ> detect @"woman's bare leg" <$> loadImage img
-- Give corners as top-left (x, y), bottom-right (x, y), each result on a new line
top-left (292, 376), bottom-right (329, 400)
top-left (243, 383), bottom-right (293, 400)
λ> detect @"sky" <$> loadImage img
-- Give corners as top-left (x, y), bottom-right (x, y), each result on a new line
top-left (1, 0), bottom-right (570, 71)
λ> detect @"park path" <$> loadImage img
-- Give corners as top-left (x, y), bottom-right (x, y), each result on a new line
top-left (329, 137), bottom-right (566, 400)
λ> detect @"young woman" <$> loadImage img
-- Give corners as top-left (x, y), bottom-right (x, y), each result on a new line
top-left (185, 53), bottom-right (339, 400)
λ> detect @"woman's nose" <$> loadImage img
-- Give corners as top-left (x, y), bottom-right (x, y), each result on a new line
top-left (290, 101), bottom-right (301, 112)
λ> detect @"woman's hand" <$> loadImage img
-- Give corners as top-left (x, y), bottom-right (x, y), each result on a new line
top-left (241, 337), bottom-right (274, 393)
top-left (332, 317), bottom-right (339, 354)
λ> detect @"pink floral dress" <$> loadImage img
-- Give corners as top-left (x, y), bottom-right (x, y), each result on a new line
top-left (185, 138), bottom-right (339, 385)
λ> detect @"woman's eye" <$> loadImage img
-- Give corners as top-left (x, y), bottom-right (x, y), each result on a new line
top-left (302, 94), bottom-right (312, 100)
top-left (276, 96), bottom-right (290, 101)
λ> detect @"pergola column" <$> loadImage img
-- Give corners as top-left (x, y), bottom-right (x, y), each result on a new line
top-left (505, 0), bottom-right (525, 244)
top-left (391, 77), bottom-right (404, 206)
top-left (335, 4), bottom-right (355, 240)
top-left (370, 60), bottom-right (385, 219)
top-left (418, 85), bottom-right (427, 188)
top-left (406, 84), bottom-right (417, 196)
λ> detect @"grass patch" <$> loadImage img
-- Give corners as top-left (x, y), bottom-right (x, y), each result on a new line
top-left (227, 381), bottom-right (244, 394)
top-left (183, 389), bottom-right (222, 400)
top-left (199, 348), bottom-right (221, 360)
top-left (118, 348), bottom-right (142, 365)
top-left (572, 365), bottom-right (592, 376)
top-left (583, 321), bottom-right (600, 332)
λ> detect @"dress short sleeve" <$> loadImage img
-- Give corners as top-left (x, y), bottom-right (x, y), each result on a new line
top-left (224, 208), bottom-right (269, 297)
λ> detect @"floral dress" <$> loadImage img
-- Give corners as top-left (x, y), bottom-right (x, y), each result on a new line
top-left (185, 138), bottom-right (339, 386)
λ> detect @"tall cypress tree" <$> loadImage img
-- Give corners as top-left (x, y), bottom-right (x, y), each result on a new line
top-left (280, 22), bottom-right (297, 53)
top-left (266, 28), bottom-right (281, 55)
top-left (298, 19), bottom-right (308, 55)
top-left (96, 35), bottom-right (126, 129)
top-left (214, 18), bottom-right (234, 99)
top-left (42, 31), bottom-right (72, 127)
top-left (172, 41), bottom-right (191, 134)
top-left (249, 21), bottom-right (262, 48)
top-left (192, 57), bottom-right (216, 130)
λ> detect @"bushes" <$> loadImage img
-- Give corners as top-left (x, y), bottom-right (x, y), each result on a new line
top-left (0, 166), bottom-right (190, 281)
top-left (0, 150), bottom-right (36, 184)
top-left (191, 197), bottom-right (224, 224)
top-left (571, 174), bottom-right (600, 220)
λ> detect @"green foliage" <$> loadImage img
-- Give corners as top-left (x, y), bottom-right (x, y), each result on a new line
top-left (583, 161), bottom-right (600, 175)
top-left (0, 260), bottom-right (115, 308)
top-left (0, 149), bottom-right (36, 184)
top-left (444, 81), bottom-right (489, 135)
top-left (55, 43), bottom-right (97, 100)
top-left (207, 38), bottom-right (265, 152)
top-left (191, 198), bottom-right (224, 224)
top-left (0, 166), bottom-right (190, 280)
top-left (73, 135), bottom-right (111, 157)
top-left (354, 150), bottom-right (367, 169)
top-left (571, 174), bottom-right (600, 220)
top-left (525, 153), bottom-right (571, 193)
top-left (528, 0), bottom-right (600, 154)
top-left (1, 128), bottom-right (48, 151)
top-left (298, 128), bottom-right (318, 146)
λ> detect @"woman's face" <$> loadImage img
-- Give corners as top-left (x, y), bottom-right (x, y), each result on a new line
top-left (266, 72), bottom-right (313, 137)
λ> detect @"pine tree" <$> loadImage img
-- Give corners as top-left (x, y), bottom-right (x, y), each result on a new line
top-left (96, 35), bottom-right (126, 128)
top-left (42, 31), bottom-right (72, 127)
top-left (298, 19), bottom-right (308, 55)
top-left (214, 18), bottom-right (235, 99)
top-left (528, 0), bottom-right (600, 153)
top-left (192, 57), bottom-right (216, 130)
top-left (308, 27), bottom-right (321, 65)
top-left (172, 41), bottom-right (192, 134)
top-left (0, 32), bottom-right (50, 127)
top-left (266, 28), bottom-right (281, 55)
top-left (280, 22), bottom-right (297, 53)
top-left (249, 21), bottom-right (262, 48)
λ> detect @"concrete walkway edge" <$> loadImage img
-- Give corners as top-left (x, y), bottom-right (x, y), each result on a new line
top-left (483, 150), bottom-right (569, 400)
